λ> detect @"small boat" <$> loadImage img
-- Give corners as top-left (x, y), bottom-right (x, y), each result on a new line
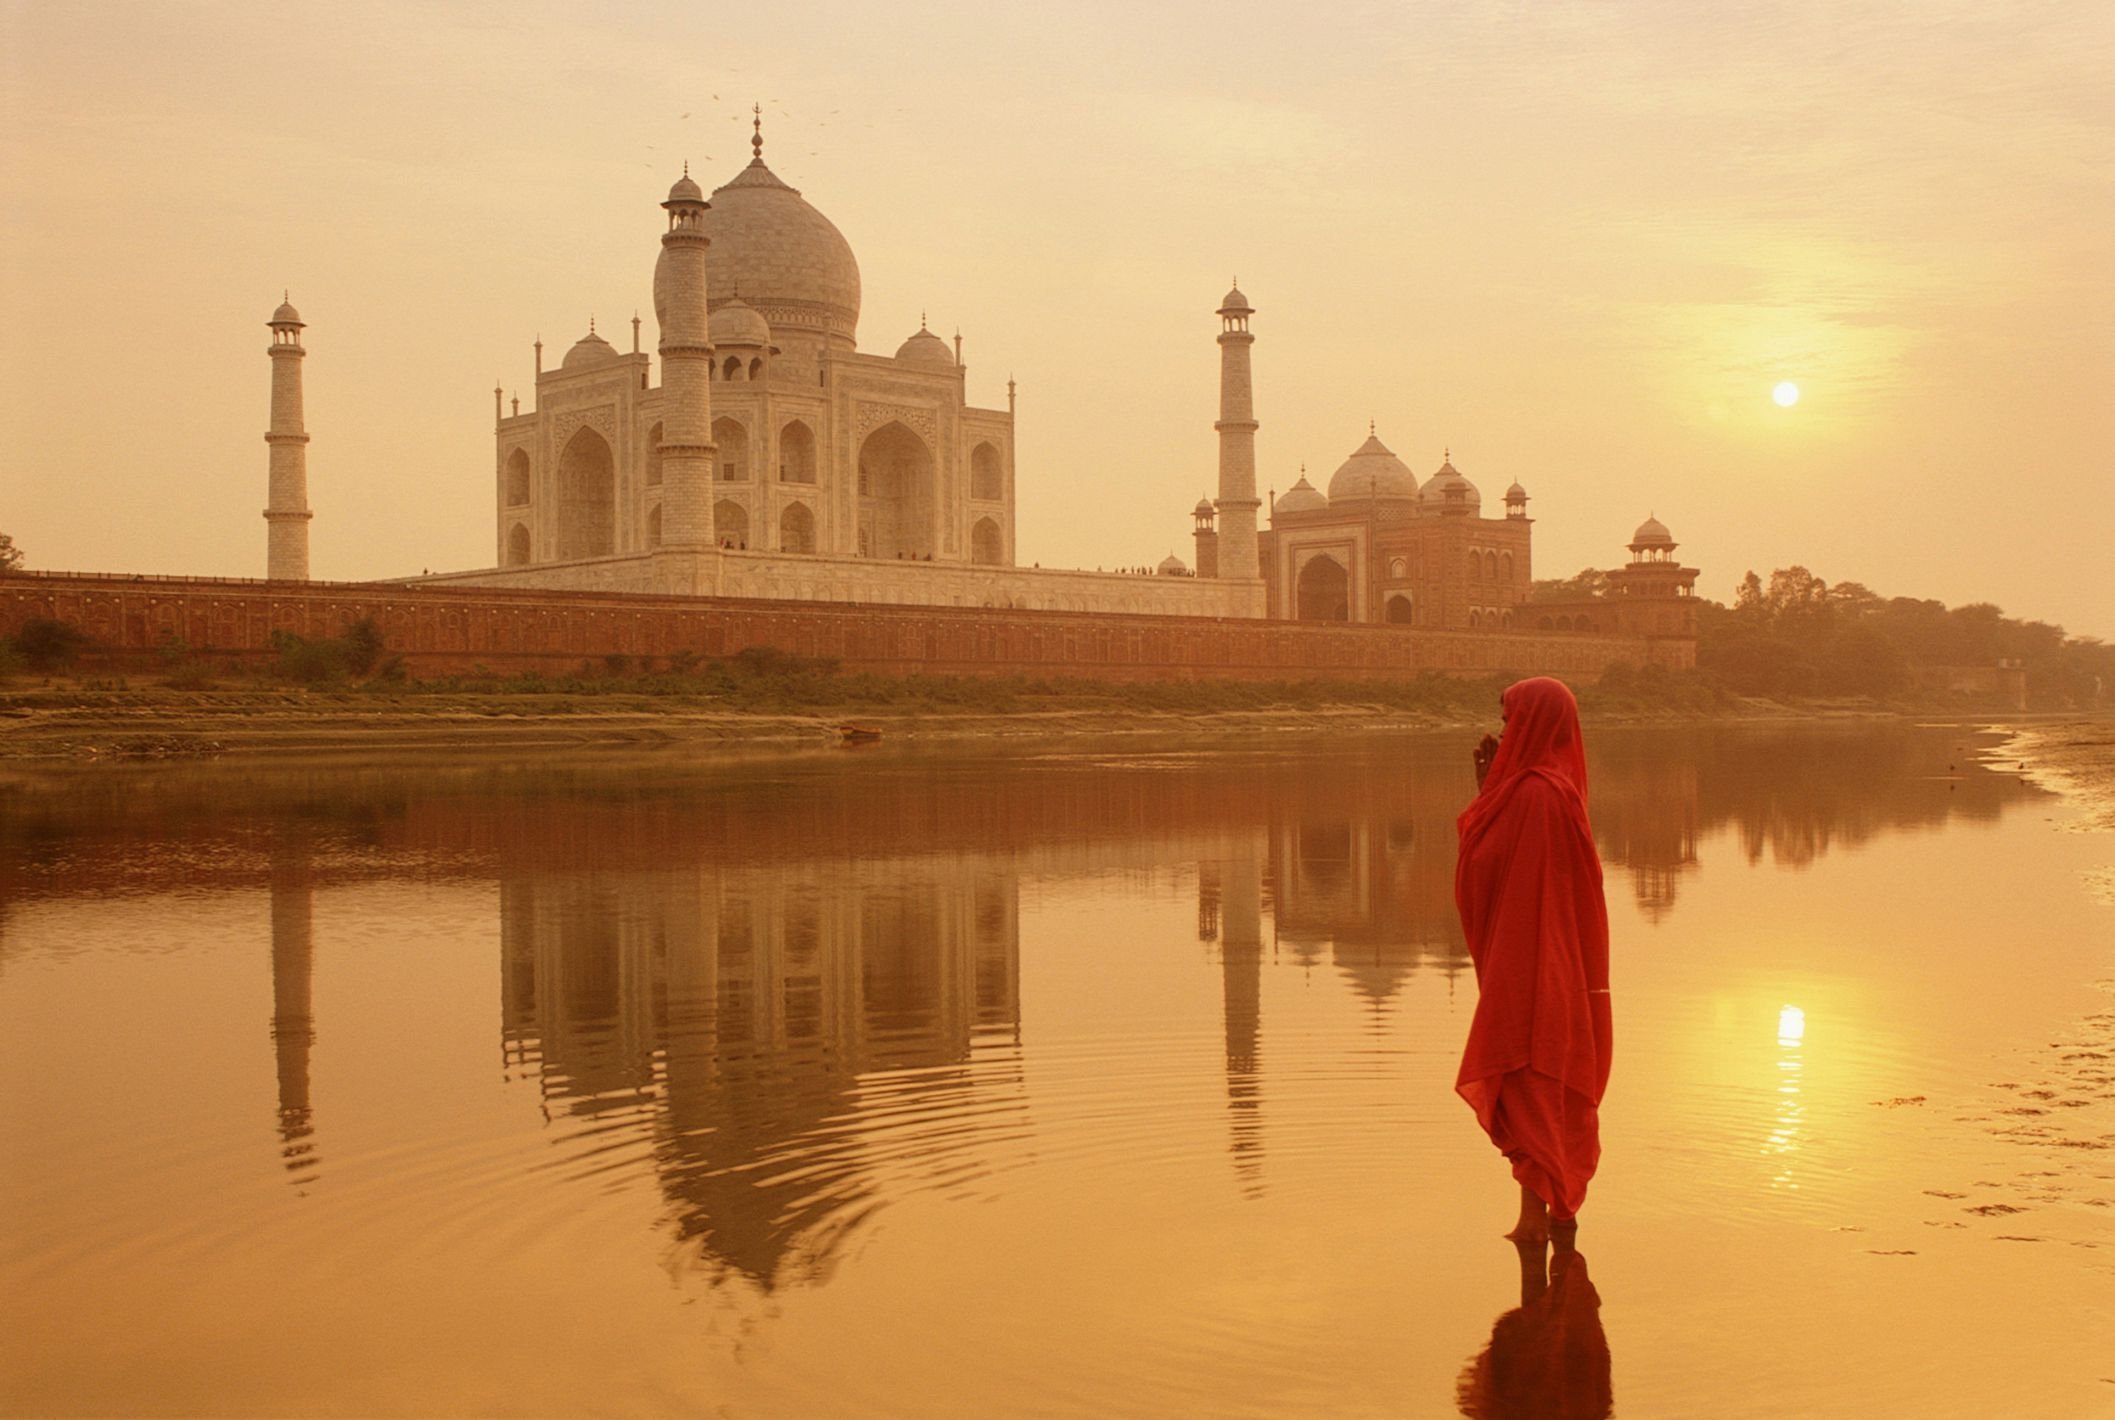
top-left (835, 723), bottom-right (883, 744)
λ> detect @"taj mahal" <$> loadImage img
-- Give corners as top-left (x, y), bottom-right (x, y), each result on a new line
top-left (257, 115), bottom-right (1696, 642)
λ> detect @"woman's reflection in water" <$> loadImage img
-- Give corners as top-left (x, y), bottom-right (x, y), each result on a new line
top-left (1455, 1234), bottom-right (1613, 1420)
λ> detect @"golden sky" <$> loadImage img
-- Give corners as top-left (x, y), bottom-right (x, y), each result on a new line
top-left (4, 1), bottom-right (2111, 636)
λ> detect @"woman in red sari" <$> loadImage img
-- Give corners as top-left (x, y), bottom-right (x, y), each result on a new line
top-left (1456, 676), bottom-right (1613, 1242)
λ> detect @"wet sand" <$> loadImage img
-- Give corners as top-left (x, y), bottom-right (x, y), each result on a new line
top-left (2001, 719), bottom-right (2115, 832)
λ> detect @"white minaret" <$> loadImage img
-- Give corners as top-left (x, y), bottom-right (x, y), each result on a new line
top-left (264, 297), bottom-right (311, 579)
top-left (652, 167), bottom-right (717, 548)
top-left (1213, 284), bottom-right (1261, 581)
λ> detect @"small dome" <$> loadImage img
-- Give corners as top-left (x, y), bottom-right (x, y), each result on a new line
top-left (1275, 475), bottom-right (1329, 515)
top-left (1631, 515), bottom-right (1674, 546)
top-left (666, 171), bottom-right (705, 205)
top-left (1505, 481), bottom-right (1529, 502)
top-left (561, 330), bottom-right (619, 370)
top-left (1193, 498), bottom-right (1216, 518)
top-left (709, 296), bottom-right (771, 348)
top-left (1158, 553), bottom-right (1188, 575)
top-left (1219, 285), bottom-right (1251, 313)
top-left (269, 299), bottom-right (302, 326)
top-left (1326, 433), bottom-right (1419, 503)
top-left (1420, 456), bottom-right (1481, 513)
top-left (895, 325), bottom-right (954, 366)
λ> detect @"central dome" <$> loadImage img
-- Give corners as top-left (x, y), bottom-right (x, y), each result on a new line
top-left (703, 154), bottom-right (861, 351)
top-left (1326, 433), bottom-right (1419, 503)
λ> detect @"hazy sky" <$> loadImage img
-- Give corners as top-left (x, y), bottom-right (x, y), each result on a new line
top-left (5, 1), bottom-right (2111, 636)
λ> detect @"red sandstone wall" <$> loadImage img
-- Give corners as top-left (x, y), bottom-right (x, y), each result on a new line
top-left (0, 572), bottom-right (1686, 682)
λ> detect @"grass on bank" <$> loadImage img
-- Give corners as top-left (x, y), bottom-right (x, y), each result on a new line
top-left (0, 615), bottom-right (2011, 720)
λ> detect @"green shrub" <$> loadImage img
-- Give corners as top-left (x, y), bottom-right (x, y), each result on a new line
top-left (9, 617), bottom-right (91, 671)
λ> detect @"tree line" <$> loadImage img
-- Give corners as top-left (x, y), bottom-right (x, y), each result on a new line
top-left (1539, 564), bottom-right (2112, 706)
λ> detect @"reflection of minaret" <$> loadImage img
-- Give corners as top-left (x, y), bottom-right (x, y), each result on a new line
top-left (1217, 850), bottom-right (1265, 1195)
top-left (268, 840), bottom-right (319, 1183)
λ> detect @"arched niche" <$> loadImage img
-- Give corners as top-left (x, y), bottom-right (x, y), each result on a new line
top-left (857, 421), bottom-right (934, 560)
top-left (971, 516), bottom-right (1003, 566)
top-left (715, 500), bottom-right (750, 549)
top-left (503, 448), bottom-right (530, 507)
top-left (1501, 550), bottom-right (1514, 582)
top-left (505, 522), bottom-right (531, 566)
top-left (778, 421), bottom-right (816, 483)
top-left (781, 501), bottom-right (816, 553)
top-left (645, 422), bottom-right (664, 487)
top-left (714, 419), bottom-right (749, 481)
top-left (646, 503), bottom-right (662, 548)
top-left (555, 426), bottom-right (615, 559)
top-left (1295, 555), bottom-right (1350, 622)
top-left (1385, 593), bottom-right (1414, 624)
top-left (970, 442), bottom-right (1003, 501)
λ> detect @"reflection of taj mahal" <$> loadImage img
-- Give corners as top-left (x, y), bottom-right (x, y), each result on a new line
top-left (251, 115), bottom-right (1696, 643)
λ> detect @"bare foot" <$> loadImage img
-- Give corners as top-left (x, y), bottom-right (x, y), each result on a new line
top-left (1503, 1183), bottom-right (1550, 1243)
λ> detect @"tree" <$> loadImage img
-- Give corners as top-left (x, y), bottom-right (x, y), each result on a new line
top-left (0, 533), bottom-right (20, 574)
top-left (1733, 570), bottom-right (1764, 614)
top-left (1529, 568), bottom-right (1610, 603)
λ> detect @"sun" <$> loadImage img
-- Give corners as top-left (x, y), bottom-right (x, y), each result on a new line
top-left (1773, 381), bottom-right (1801, 408)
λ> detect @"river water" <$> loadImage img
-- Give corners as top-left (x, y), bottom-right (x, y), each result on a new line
top-left (2, 724), bottom-right (2110, 1418)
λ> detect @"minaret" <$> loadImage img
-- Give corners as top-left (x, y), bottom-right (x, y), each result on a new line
top-left (269, 834), bottom-right (319, 1183)
top-left (653, 166), bottom-right (717, 548)
top-left (263, 297), bottom-right (311, 580)
top-left (1213, 284), bottom-right (1261, 580)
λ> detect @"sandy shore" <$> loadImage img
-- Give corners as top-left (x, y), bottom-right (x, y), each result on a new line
top-left (0, 686), bottom-right (1497, 761)
top-left (0, 683), bottom-right (2059, 763)
top-left (1998, 719), bottom-right (2115, 833)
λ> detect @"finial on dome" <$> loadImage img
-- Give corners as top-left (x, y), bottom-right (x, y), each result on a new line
top-left (588, 315), bottom-right (596, 335)
top-left (1369, 418), bottom-right (1376, 436)
top-left (752, 103), bottom-right (764, 160)
top-left (683, 159), bottom-right (689, 176)
top-left (920, 310), bottom-right (928, 330)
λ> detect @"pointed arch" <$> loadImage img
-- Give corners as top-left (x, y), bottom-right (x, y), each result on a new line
top-left (1295, 555), bottom-right (1350, 622)
top-left (781, 501), bottom-right (816, 553)
top-left (857, 420), bottom-right (935, 560)
top-left (970, 442), bottom-right (1003, 501)
top-left (778, 421), bottom-right (816, 483)
top-left (1501, 550), bottom-right (1514, 582)
top-left (505, 522), bottom-right (531, 566)
top-left (713, 418), bottom-right (749, 481)
top-left (503, 448), bottom-right (530, 506)
top-left (555, 426), bottom-right (615, 559)
top-left (646, 503), bottom-right (662, 548)
top-left (1385, 593), bottom-right (1414, 624)
top-left (645, 422), bottom-right (664, 487)
top-left (971, 516), bottom-right (1003, 565)
top-left (714, 500), bottom-right (750, 549)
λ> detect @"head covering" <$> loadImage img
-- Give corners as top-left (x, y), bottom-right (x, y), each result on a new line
top-left (1458, 676), bottom-right (1589, 853)
top-left (1454, 676), bottom-right (1611, 1219)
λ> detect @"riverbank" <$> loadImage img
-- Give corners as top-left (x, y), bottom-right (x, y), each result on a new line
top-left (0, 676), bottom-right (2053, 762)
top-left (1999, 720), bottom-right (2115, 834)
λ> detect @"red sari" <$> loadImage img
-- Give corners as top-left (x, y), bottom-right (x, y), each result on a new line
top-left (1455, 677), bottom-right (1613, 1220)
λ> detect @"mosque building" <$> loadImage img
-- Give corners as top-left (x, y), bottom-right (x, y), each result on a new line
top-left (260, 115), bottom-right (1692, 643)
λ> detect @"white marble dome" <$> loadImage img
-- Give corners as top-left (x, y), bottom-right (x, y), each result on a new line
top-left (895, 325), bottom-right (954, 366)
top-left (666, 171), bottom-right (705, 205)
top-left (270, 299), bottom-right (302, 326)
top-left (708, 296), bottom-right (771, 348)
top-left (1274, 474), bottom-right (1329, 515)
top-left (704, 155), bottom-right (861, 350)
top-left (561, 330), bottom-right (619, 369)
top-left (1326, 433), bottom-right (1418, 502)
top-left (1158, 552), bottom-right (1188, 575)
top-left (1631, 515), bottom-right (1674, 546)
